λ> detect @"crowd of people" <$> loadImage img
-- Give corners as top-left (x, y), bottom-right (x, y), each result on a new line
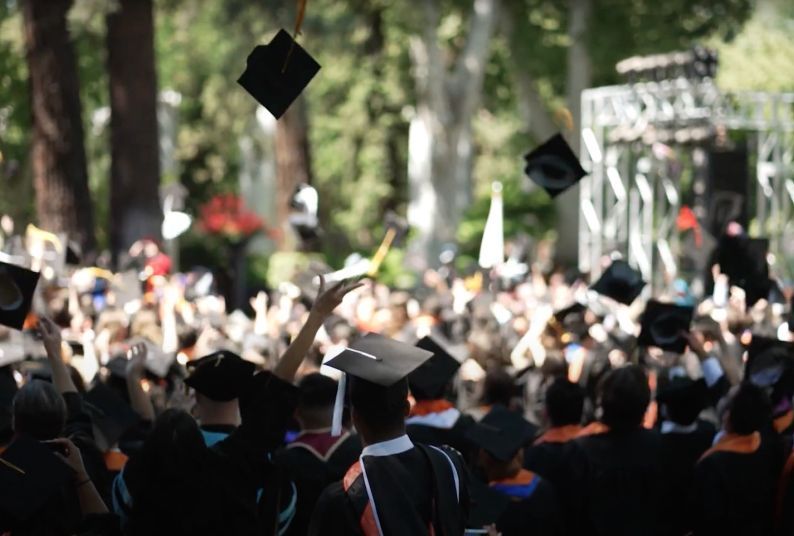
top-left (1, 221), bottom-right (794, 536)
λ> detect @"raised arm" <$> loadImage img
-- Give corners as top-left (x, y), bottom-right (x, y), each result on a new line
top-left (39, 316), bottom-right (77, 395)
top-left (125, 343), bottom-right (156, 422)
top-left (272, 277), bottom-right (362, 383)
top-left (47, 437), bottom-right (109, 516)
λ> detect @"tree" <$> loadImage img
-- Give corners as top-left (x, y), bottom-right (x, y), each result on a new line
top-left (106, 0), bottom-right (161, 262)
top-left (406, 0), bottom-right (500, 270)
top-left (274, 96), bottom-right (313, 249)
top-left (20, 0), bottom-right (96, 253)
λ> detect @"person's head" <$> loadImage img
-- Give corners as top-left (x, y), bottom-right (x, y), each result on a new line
top-left (545, 378), bottom-right (584, 427)
top-left (477, 446), bottom-right (524, 482)
top-left (12, 380), bottom-right (67, 440)
top-left (726, 383), bottom-right (771, 435)
top-left (296, 373), bottom-right (338, 430)
top-left (480, 367), bottom-right (515, 408)
top-left (349, 377), bottom-right (409, 444)
top-left (657, 377), bottom-right (707, 426)
top-left (598, 365), bottom-right (650, 432)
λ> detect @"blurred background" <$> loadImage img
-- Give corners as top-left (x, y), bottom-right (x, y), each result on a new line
top-left (1, 0), bottom-right (792, 297)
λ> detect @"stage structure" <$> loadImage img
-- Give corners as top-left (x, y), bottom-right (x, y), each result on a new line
top-left (578, 68), bottom-right (794, 293)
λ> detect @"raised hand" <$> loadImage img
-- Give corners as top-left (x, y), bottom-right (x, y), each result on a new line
top-left (45, 437), bottom-right (88, 481)
top-left (311, 275), bottom-right (365, 319)
top-left (38, 316), bottom-right (63, 361)
top-left (126, 342), bottom-right (148, 379)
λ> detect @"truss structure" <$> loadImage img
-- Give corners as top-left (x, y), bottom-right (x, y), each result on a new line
top-left (578, 79), bottom-right (794, 291)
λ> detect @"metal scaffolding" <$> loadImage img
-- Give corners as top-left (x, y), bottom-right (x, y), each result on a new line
top-left (578, 79), bottom-right (794, 291)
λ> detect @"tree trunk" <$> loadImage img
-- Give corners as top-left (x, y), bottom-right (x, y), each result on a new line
top-left (555, 0), bottom-right (592, 265)
top-left (21, 0), bottom-right (96, 254)
top-left (274, 96), bottom-right (313, 250)
top-left (106, 0), bottom-right (162, 263)
top-left (406, 0), bottom-right (499, 271)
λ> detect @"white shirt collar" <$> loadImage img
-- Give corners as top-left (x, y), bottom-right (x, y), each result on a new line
top-left (361, 434), bottom-right (414, 457)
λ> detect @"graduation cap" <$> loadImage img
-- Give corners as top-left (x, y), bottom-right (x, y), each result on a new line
top-left (717, 236), bottom-right (769, 285)
top-left (638, 300), bottom-right (694, 354)
top-left (656, 376), bottom-right (707, 410)
top-left (465, 406), bottom-right (535, 462)
top-left (237, 29), bottom-right (321, 119)
top-left (323, 333), bottom-right (434, 435)
top-left (84, 382), bottom-right (140, 449)
top-left (590, 260), bottom-right (646, 305)
top-left (185, 350), bottom-right (255, 402)
top-left (0, 434), bottom-right (74, 522)
top-left (408, 336), bottom-right (462, 400)
top-left (744, 335), bottom-right (794, 379)
top-left (0, 261), bottom-right (39, 330)
top-left (523, 134), bottom-right (587, 198)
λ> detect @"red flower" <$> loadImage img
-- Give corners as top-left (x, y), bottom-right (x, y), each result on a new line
top-left (199, 193), bottom-right (266, 240)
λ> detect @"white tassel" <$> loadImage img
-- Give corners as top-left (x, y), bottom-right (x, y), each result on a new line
top-left (331, 373), bottom-right (346, 437)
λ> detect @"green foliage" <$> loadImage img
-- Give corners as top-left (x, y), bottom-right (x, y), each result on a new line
top-left (1, 0), bottom-right (783, 273)
top-left (715, 1), bottom-right (794, 92)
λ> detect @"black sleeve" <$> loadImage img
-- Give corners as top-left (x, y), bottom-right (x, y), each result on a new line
top-left (65, 392), bottom-right (113, 504)
top-left (64, 391), bottom-right (95, 442)
top-left (308, 483), bottom-right (361, 536)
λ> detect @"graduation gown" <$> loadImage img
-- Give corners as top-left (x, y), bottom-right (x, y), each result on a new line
top-left (566, 427), bottom-right (664, 536)
top-left (657, 420), bottom-right (715, 536)
top-left (524, 425), bottom-right (581, 485)
top-left (0, 392), bottom-right (114, 536)
top-left (115, 371), bottom-right (299, 536)
top-left (690, 432), bottom-right (778, 536)
top-left (405, 402), bottom-right (476, 459)
top-left (469, 470), bottom-right (563, 536)
top-left (308, 436), bottom-right (468, 536)
top-left (276, 429), bottom-right (361, 536)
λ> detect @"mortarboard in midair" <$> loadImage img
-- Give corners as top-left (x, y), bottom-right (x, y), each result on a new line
top-left (465, 405), bottom-right (536, 462)
top-left (743, 335), bottom-right (794, 387)
top-left (590, 259), bottom-right (646, 305)
top-left (237, 29), bottom-right (321, 119)
top-left (0, 261), bottom-right (39, 330)
top-left (523, 133), bottom-right (587, 198)
top-left (185, 350), bottom-right (255, 402)
top-left (638, 300), bottom-right (694, 354)
top-left (323, 332), bottom-right (434, 436)
top-left (408, 336), bottom-right (462, 401)
top-left (0, 435), bottom-right (74, 522)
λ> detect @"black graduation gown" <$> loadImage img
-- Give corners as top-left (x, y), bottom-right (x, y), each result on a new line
top-left (0, 392), bottom-right (116, 536)
top-left (566, 428), bottom-right (663, 536)
top-left (657, 420), bottom-right (716, 536)
top-left (468, 473), bottom-right (563, 536)
top-left (121, 371), bottom-right (299, 536)
top-left (689, 438), bottom-right (778, 536)
top-left (406, 411), bottom-right (476, 459)
top-left (524, 434), bottom-right (578, 487)
top-left (308, 443), bottom-right (468, 536)
top-left (276, 431), bottom-right (362, 536)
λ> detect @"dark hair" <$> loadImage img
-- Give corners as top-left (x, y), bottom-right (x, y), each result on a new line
top-left (728, 383), bottom-right (772, 435)
top-left (480, 367), bottom-right (514, 407)
top-left (126, 409), bottom-right (226, 536)
top-left (12, 380), bottom-right (67, 440)
top-left (545, 378), bottom-right (585, 427)
top-left (598, 365), bottom-right (650, 432)
top-left (298, 373), bottom-right (338, 410)
top-left (349, 377), bottom-right (407, 432)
